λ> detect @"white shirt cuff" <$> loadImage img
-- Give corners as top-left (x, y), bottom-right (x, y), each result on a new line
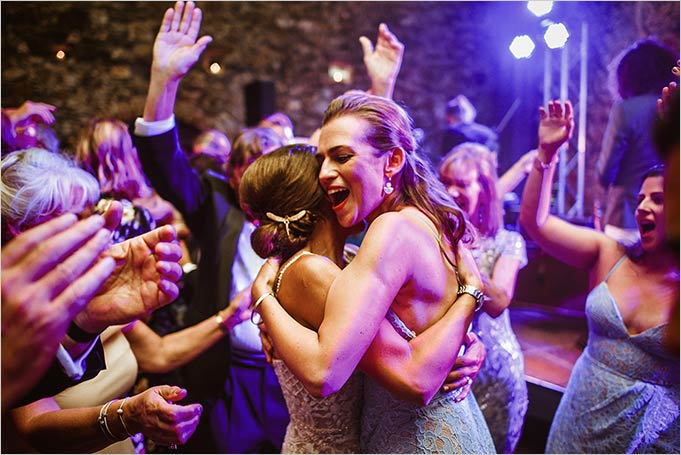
top-left (56, 338), bottom-right (100, 381)
top-left (134, 114), bottom-right (176, 137)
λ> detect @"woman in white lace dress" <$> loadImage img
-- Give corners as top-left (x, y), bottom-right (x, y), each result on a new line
top-left (250, 93), bottom-right (496, 453)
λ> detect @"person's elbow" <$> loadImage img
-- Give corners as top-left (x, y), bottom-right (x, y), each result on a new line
top-left (301, 372), bottom-right (343, 398)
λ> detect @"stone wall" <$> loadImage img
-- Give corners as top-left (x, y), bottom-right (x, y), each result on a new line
top-left (2, 1), bottom-right (679, 215)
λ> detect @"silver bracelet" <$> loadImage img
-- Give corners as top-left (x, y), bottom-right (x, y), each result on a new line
top-left (117, 397), bottom-right (133, 438)
top-left (98, 399), bottom-right (117, 441)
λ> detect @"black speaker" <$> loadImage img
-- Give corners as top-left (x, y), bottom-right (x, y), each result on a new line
top-left (244, 80), bottom-right (276, 127)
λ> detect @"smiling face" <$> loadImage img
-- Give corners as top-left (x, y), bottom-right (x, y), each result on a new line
top-left (636, 175), bottom-right (666, 252)
top-left (316, 115), bottom-right (388, 228)
top-left (440, 161), bottom-right (482, 222)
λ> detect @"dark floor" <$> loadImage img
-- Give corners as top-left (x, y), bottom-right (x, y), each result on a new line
top-left (510, 305), bottom-right (588, 454)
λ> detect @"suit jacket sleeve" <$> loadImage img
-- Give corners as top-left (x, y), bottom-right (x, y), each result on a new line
top-left (133, 126), bottom-right (208, 235)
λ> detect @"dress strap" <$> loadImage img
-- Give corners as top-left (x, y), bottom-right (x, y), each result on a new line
top-left (274, 251), bottom-right (315, 294)
top-left (603, 255), bottom-right (627, 283)
top-left (386, 309), bottom-right (416, 341)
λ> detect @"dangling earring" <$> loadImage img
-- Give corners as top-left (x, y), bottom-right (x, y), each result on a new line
top-left (383, 176), bottom-right (394, 195)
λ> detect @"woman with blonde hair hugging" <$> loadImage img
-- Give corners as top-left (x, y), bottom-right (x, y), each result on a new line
top-left (251, 92), bottom-right (495, 453)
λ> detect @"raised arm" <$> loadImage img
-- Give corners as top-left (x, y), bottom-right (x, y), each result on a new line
top-left (143, 1), bottom-right (212, 122)
top-left (519, 100), bottom-right (608, 269)
top-left (497, 149), bottom-right (537, 196)
top-left (361, 23), bottom-right (404, 99)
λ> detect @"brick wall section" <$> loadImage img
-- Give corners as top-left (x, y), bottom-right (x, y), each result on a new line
top-left (2, 2), bottom-right (678, 214)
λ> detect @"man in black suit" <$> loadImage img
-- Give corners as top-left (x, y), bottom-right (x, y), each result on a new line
top-left (132, 2), bottom-right (287, 452)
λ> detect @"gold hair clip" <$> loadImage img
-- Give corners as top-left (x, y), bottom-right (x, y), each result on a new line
top-left (265, 210), bottom-right (307, 239)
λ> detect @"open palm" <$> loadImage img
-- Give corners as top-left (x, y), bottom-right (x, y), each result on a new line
top-left (538, 100), bottom-right (574, 156)
top-left (152, 1), bottom-right (212, 80)
top-left (76, 225), bottom-right (183, 333)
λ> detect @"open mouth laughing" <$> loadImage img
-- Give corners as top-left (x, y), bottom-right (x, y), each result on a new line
top-left (328, 188), bottom-right (350, 209)
top-left (639, 220), bottom-right (656, 235)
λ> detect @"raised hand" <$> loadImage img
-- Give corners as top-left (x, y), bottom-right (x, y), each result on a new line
top-left (1, 214), bottom-right (115, 410)
top-left (3, 100), bottom-right (56, 128)
top-left (360, 23), bottom-right (404, 99)
top-left (152, 1), bottom-right (213, 81)
top-left (538, 99), bottom-right (574, 159)
top-left (440, 332), bottom-right (486, 402)
top-left (657, 75), bottom-right (678, 118)
top-left (73, 225), bottom-right (183, 333)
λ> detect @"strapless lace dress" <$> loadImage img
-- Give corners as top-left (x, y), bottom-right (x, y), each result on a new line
top-left (272, 359), bottom-right (363, 453)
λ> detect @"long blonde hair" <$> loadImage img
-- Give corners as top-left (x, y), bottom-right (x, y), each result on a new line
top-left (322, 92), bottom-right (474, 247)
top-left (438, 142), bottom-right (502, 238)
top-left (76, 118), bottom-right (152, 200)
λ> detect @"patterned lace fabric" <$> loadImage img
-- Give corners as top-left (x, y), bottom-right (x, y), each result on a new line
top-left (471, 229), bottom-right (528, 453)
top-left (546, 276), bottom-right (680, 453)
top-left (361, 310), bottom-right (496, 453)
top-left (272, 359), bottom-right (363, 453)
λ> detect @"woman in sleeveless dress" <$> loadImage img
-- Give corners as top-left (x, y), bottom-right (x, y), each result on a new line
top-left (241, 145), bottom-right (491, 453)
top-left (250, 92), bottom-right (495, 453)
top-left (438, 144), bottom-right (529, 453)
top-left (520, 100), bottom-right (679, 453)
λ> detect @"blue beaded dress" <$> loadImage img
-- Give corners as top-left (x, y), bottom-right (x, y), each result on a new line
top-left (546, 256), bottom-right (680, 453)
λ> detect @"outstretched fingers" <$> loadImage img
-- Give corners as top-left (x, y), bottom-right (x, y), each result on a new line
top-left (359, 36), bottom-right (374, 60)
top-left (53, 256), bottom-right (116, 319)
top-left (1, 213), bottom-right (77, 266)
top-left (179, 1), bottom-right (195, 35)
top-left (159, 7), bottom-right (174, 34)
top-left (171, 1), bottom-right (184, 32)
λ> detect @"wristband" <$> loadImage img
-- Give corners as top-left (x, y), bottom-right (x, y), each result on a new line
top-left (533, 157), bottom-right (554, 172)
top-left (67, 320), bottom-right (100, 343)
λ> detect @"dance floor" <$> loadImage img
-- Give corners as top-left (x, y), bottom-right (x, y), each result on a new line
top-left (509, 244), bottom-right (590, 453)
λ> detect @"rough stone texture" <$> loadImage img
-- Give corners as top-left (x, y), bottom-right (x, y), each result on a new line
top-left (2, 1), bottom-right (679, 215)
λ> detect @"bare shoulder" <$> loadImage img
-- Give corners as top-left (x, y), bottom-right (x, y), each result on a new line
top-left (276, 253), bottom-right (340, 330)
top-left (593, 236), bottom-right (628, 280)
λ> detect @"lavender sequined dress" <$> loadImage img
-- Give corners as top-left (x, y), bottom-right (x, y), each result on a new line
top-left (471, 229), bottom-right (529, 454)
top-left (546, 256), bottom-right (680, 453)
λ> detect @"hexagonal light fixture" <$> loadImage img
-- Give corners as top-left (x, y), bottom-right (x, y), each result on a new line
top-left (544, 22), bottom-right (570, 49)
top-left (509, 35), bottom-right (536, 59)
top-left (527, 1), bottom-right (553, 17)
